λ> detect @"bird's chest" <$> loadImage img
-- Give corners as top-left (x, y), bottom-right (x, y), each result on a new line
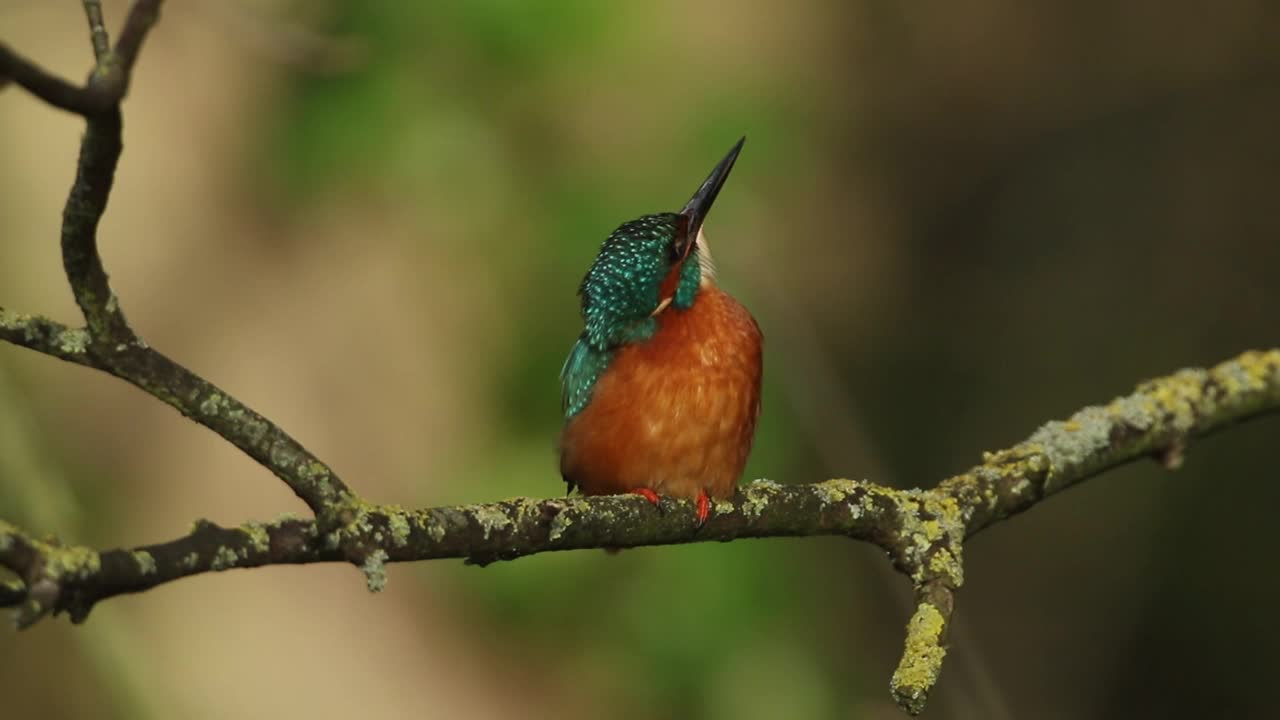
top-left (559, 288), bottom-right (762, 498)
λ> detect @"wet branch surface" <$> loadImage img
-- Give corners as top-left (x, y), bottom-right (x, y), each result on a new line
top-left (2, 4), bottom-right (1278, 715)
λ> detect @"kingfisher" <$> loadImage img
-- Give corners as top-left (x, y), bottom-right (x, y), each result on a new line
top-left (558, 137), bottom-right (763, 525)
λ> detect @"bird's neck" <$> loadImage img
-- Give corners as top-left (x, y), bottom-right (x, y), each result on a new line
top-left (657, 245), bottom-right (712, 314)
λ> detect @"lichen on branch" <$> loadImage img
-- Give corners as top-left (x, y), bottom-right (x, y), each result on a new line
top-left (2, 346), bottom-right (1279, 714)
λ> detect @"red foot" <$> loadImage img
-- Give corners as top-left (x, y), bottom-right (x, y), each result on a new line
top-left (630, 488), bottom-right (661, 506)
top-left (628, 489), bottom-right (710, 527)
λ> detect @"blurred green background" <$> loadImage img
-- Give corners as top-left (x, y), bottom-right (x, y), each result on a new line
top-left (2, 1), bottom-right (1278, 718)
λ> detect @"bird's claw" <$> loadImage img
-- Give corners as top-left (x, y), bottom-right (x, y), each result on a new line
top-left (629, 488), bottom-right (661, 506)
top-left (695, 490), bottom-right (711, 527)
top-left (628, 488), bottom-right (710, 527)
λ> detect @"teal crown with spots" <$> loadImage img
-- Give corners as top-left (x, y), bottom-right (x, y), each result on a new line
top-left (578, 213), bottom-right (702, 350)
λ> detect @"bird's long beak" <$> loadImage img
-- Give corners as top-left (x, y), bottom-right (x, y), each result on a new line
top-left (679, 136), bottom-right (745, 244)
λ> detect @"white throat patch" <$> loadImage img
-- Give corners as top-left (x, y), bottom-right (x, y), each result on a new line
top-left (695, 228), bottom-right (717, 285)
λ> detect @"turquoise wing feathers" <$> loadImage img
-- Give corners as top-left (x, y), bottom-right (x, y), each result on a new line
top-left (560, 336), bottom-right (612, 419)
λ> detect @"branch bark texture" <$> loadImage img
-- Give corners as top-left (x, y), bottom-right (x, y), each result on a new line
top-left (3, 5), bottom-right (1279, 716)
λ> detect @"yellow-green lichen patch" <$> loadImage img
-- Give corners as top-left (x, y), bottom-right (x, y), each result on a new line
top-left (967, 443), bottom-right (1054, 503)
top-left (386, 509), bottom-right (411, 548)
top-left (237, 412), bottom-right (270, 446)
top-left (856, 485), bottom-right (895, 520)
top-left (267, 443), bottom-right (297, 473)
top-left (181, 552), bottom-right (200, 569)
top-left (57, 328), bottom-right (91, 355)
top-left (892, 491), bottom-right (965, 586)
top-left (927, 547), bottom-right (962, 585)
top-left (295, 460), bottom-right (331, 483)
top-left (513, 498), bottom-right (548, 527)
top-left (240, 522), bottom-right (270, 553)
top-left (953, 468), bottom-right (1002, 512)
top-left (0, 307), bottom-right (24, 328)
top-left (548, 506), bottom-right (573, 543)
top-left (1028, 406), bottom-right (1112, 480)
top-left (425, 518), bottom-right (446, 543)
top-left (1215, 351), bottom-right (1278, 398)
top-left (132, 551), bottom-right (157, 575)
top-left (962, 471), bottom-right (1003, 509)
top-left (4, 313), bottom-right (42, 344)
top-left (199, 392), bottom-right (224, 416)
top-left (210, 546), bottom-right (240, 571)
top-left (1144, 369), bottom-right (1205, 431)
top-left (813, 479), bottom-right (857, 505)
top-left (891, 602), bottom-right (948, 715)
top-left (742, 481), bottom-right (780, 520)
top-left (981, 443), bottom-right (1049, 473)
top-left (1107, 389), bottom-right (1163, 432)
top-left (44, 545), bottom-right (101, 579)
top-left (472, 506), bottom-right (513, 540)
top-left (362, 550), bottom-right (389, 593)
top-left (558, 498), bottom-right (597, 527)
top-left (921, 492), bottom-right (966, 544)
top-left (325, 499), bottom-right (379, 550)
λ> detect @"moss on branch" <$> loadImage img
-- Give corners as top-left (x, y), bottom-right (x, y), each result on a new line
top-left (2, 346), bottom-right (1279, 713)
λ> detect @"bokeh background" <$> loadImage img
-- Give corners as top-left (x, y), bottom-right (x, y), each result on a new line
top-left (2, 1), bottom-right (1278, 718)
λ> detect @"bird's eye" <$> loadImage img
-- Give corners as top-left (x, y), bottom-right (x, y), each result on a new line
top-left (668, 236), bottom-right (685, 263)
top-left (669, 222), bottom-right (695, 263)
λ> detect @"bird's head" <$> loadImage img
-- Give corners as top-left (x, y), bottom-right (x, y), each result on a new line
top-left (577, 137), bottom-right (744, 350)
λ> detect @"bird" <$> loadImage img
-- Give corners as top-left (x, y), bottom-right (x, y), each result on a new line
top-left (558, 137), bottom-right (762, 525)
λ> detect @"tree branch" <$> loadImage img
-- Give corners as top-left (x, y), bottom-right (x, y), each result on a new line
top-left (112, 0), bottom-right (163, 77)
top-left (2, 349), bottom-right (1279, 710)
top-left (0, 310), bottom-right (95, 367)
top-left (1, 1), bottom-right (352, 515)
top-left (83, 0), bottom-right (113, 62)
top-left (883, 348), bottom-right (1280, 712)
top-left (13, 341), bottom-right (1273, 625)
top-left (0, 0), bottom-right (162, 115)
top-left (3, 6), bottom-right (1280, 716)
top-left (0, 44), bottom-right (106, 115)
top-left (0, 481), bottom-right (908, 624)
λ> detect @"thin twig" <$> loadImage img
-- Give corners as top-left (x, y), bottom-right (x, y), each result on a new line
top-left (112, 0), bottom-right (162, 78)
top-left (0, 44), bottom-right (106, 115)
top-left (61, 109), bottom-right (132, 340)
top-left (82, 0), bottom-right (112, 61)
top-left (0, 1), bottom-right (164, 115)
top-left (0, 310), bottom-right (95, 367)
top-left (86, 0), bottom-right (164, 105)
top-left (1, 1), bottom-right (348, 513)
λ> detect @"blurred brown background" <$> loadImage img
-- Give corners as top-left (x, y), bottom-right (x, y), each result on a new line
top-left (2, 1), bottom-right (1278, 718)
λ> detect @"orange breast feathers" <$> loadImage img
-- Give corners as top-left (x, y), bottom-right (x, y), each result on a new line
top-left (559, 285), bottom-right (763, 500)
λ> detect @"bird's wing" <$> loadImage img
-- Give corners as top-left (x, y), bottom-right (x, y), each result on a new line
top-left (560, 335), bottom-right (611, 419)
